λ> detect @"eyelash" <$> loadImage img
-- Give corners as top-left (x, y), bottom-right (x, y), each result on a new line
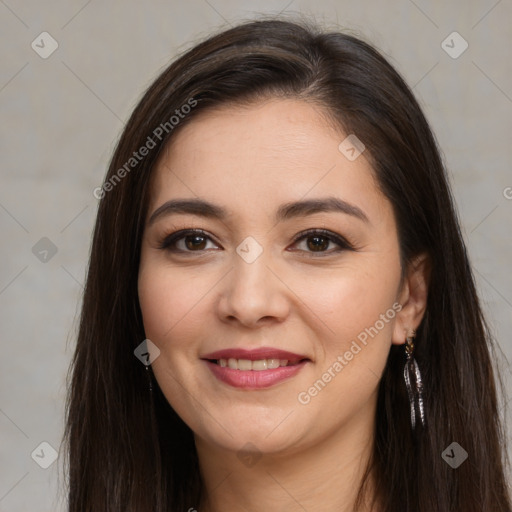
top-left (157, 228), bottom-right (355, 257)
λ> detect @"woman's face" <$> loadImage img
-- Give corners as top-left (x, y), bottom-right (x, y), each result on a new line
top-left (138, 98), bottom-right (414, 456)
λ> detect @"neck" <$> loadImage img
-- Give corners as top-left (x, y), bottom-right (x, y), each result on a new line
top-left (195, 403), bottom-right (379, 512)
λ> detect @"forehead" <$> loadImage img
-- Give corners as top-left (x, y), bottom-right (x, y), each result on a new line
top-left (148, 98), bottom-right (386, 222)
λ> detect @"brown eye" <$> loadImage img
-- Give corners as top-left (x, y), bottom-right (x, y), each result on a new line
top-left (306, 235), bottom-right (330, 252)
top-left (291, 229), bottom-right (353, 256)
top-left (158, 229), bottom-right (219, 252)
top-left (184, 234), bottom-right (208, 251)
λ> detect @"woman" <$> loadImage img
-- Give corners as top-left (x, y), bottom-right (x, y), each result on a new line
top-left (62, 18), bottom-right (512, 512)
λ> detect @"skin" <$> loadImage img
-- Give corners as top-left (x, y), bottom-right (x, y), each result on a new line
top-left (138, 98), bottom-right (430, 512)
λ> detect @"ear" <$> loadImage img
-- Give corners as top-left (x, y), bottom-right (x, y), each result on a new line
top-left (391, 253), bottom-right (431, 346)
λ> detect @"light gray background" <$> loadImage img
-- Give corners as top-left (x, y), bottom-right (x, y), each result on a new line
top-left (1, 1), bottom-right (511, 510)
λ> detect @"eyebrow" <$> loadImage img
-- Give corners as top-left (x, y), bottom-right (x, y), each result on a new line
top-left (148, 196), bottom-right (370, 226)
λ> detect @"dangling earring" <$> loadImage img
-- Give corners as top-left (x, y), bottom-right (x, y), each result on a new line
top-left (146, 365), bottom-right (153, 392)
top-left (403, 329), bottom-right (426, 430)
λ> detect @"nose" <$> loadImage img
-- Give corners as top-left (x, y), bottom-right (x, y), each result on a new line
top-left (216, 249), bottom-right (290, 328)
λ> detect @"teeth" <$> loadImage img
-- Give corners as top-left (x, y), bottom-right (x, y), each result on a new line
top-left (219, 358), bottom-right (294, 370)
top-left (238, 359), bottom-right (252, 371)
top-left (252, 359), bottom-right (268, 371)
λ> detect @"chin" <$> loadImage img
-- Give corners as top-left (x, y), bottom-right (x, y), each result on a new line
top-left (196, 415), bottom-right (307, 456)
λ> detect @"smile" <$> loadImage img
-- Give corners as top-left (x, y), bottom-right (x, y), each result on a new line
top-left (201, 347), bottom-right (310, 389)
top-left (214, 358), bottom-right (302, 370)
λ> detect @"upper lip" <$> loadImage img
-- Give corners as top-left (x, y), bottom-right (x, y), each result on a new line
top-left (201, 347), bottom-right (310, 362)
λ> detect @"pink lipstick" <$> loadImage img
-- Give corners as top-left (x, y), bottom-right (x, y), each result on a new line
top-left (201, 347), bottom-right (310, 389)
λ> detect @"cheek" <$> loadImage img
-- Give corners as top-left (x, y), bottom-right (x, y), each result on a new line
top-left (299, 268), bottom-right (400, 415)
top-left (306, 260), bottom-right (401, 345)
top-left (137, 263), bottom-right (209, 347)
top-left (137, 264), bottom-right (211, 408)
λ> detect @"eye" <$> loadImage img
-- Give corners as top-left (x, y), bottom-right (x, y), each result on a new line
top-left (290, 229), bottom-right (354, 255)
top-left (158, 229), bottom-right (220, 252)
top-left (158, 228), bottom-right (354, 256)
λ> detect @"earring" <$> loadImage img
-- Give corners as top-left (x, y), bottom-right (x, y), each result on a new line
top-left (146, 365), bottom-right (153, 392)
top-left (403, 330), bottom-right (426, 430)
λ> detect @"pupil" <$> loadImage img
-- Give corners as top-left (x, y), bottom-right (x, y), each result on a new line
top-left (186, 235), bottom-right (206, 250)
top-left (307, 236), bottom-right (328, 251)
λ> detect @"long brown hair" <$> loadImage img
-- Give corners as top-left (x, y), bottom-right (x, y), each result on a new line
top-left (61, 17), bottom-right (512, 511)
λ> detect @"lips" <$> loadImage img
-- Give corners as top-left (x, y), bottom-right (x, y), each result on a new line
top-left (201, 347), bottom-right (309, 363)
top-left (201, 347), bottom-right (311, 389)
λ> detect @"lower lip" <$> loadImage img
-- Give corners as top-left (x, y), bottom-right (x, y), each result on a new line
top-left (204, 360), bottom-right (308, 389)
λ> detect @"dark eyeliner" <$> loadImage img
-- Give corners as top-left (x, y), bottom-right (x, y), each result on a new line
top-left (157, 227), bottom-right (355, 254)
top-left (291, 228), bottom-right (355, 253)
top-left (157, 229), bottom-right (214, 251)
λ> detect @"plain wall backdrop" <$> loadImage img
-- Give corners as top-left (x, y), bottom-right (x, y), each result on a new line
top-left (0, 1), bottom-right (511, 510)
